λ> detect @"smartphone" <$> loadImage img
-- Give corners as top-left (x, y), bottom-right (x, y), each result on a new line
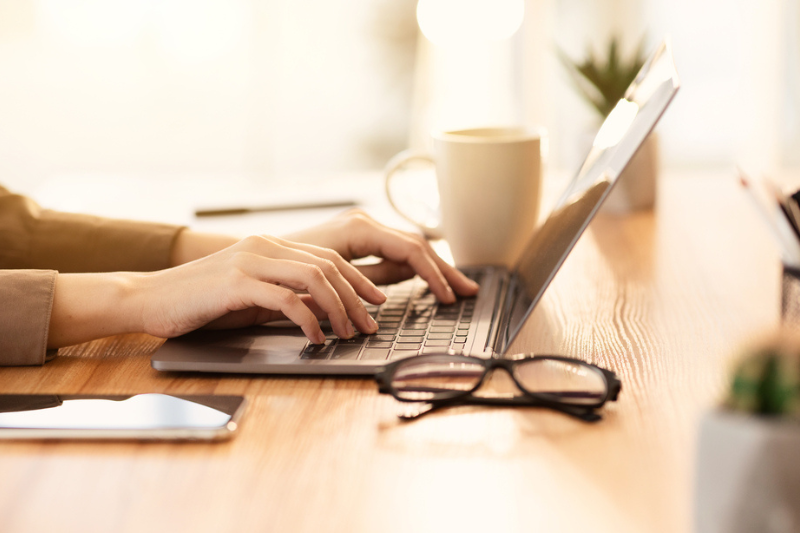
top-left (0, 393), bottom-right (247, 441)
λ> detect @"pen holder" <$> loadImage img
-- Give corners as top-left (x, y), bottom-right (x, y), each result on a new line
top-left (781, 265), bottom-right (800, 330)
top-left (695, 412), bottom-right (800, 533)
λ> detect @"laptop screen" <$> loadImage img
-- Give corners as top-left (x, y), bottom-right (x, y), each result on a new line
top-left (498, 39), bottom-right (681, 354)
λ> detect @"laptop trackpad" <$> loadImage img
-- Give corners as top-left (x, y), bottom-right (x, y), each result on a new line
top-left (154, 326), bottom-right (308, 366)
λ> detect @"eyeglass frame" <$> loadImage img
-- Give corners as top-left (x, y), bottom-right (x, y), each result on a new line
top-left (375, 354), bottom-right (622, 422)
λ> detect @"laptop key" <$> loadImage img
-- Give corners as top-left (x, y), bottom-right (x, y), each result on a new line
top-left (390, 351), bottom-right (419, 360)
top-left (337, 336), bottom-right (365, 345)
top-left (302, 341), bottom-right (335, 359)
top-left (427, 333), bottom-right (454, 340)
top-left (331, 343), bottom-right (362, 360)
top-left (361, 349), bottom-right (390, 360)
top-left (425, 340), bottom-right (450, 347)
top-left (395, 343), bottom-right (422, 350)
top-left (422, 347), bottom-right (449, 354)
top-left (399, 330), bottom-right (426, 337)
top-left (366, 341), bottom-right (393, 349)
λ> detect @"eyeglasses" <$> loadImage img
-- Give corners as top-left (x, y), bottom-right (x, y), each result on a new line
top-left (375, 354), bottom-right (621, 421)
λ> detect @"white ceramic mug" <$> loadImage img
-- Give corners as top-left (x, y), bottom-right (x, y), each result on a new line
top-left (384, 127), bottom-right (545, 266)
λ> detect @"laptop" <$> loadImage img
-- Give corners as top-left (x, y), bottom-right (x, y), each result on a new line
top-left (152, 39), bottom-right (680, 375)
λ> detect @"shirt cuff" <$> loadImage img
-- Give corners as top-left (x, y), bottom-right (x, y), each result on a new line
top-left (0, 270), bottom-right (57, 366)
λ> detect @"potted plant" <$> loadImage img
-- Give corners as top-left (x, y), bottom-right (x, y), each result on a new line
top-left (695, 336), bottom-right (800, 533)
top-left (559, 36), bottom-right (658, 212)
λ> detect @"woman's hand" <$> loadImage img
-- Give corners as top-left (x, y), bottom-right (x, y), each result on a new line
top-left (171, 210), bottom-right (480, 304)
top-left (282, 210), bottom-right (479, 303)
top-left (48, 211), bottom-right (483, 350)
top-left (49, 235), bottom-right (388, 348)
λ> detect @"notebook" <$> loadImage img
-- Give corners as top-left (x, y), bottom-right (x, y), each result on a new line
top-left (151, 39), bottom-right (680, 375)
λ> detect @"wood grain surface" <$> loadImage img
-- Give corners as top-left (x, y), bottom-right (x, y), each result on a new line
top-left (0, 172), bottom-right (781, 533)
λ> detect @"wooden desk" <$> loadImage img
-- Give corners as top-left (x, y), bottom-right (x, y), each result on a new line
top-left (0, 172), bottom-right (780, 533)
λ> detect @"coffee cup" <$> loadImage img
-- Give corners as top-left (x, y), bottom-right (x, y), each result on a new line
top-left (384, 127), bottom-right (545, 267)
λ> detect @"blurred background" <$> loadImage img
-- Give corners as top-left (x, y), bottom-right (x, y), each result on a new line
top-left (0, 0), bottom-right (796, 197)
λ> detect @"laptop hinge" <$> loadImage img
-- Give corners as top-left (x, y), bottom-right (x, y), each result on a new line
top-left (490, 273), bottom-right (518, 356)
top-left (484, 271), bottom-right (511, 356)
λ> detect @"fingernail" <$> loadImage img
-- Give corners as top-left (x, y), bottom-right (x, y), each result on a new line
top-left (367, 314), bottom-right (379, 331)
top-left (446, 286), bottom-right (456, 303)
top-left (468, 279), bottom-right (480, 289)
top-left (373, 286), bottom-right (387, 302)
top-left (315, 331), bottom-right (327, 344)
top-left (344, 321), bottom-right (355, 338)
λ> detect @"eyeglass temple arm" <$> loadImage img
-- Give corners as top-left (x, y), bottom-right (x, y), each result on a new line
top-left (397, 397), bottom-right (603, 423)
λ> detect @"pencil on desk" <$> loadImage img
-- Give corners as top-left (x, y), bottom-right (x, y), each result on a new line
top-left (195, 199), bottom-right (359, 217)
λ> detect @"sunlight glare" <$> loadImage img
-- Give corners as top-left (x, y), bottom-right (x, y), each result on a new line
top-left (154, 0), bottom-right (248, 64)
top-left (593, 99), bottom-right (640, 150)
top-left (416, 0), bottom-right (525, 46)
top-left (39, 0), bottom-right (148, 46)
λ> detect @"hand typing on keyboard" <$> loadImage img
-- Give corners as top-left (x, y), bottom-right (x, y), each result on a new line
top-left (46, 209), bottom-right (479, 352)
top-left (302, 272), bottom-right (481, 362)
top-left (283, 210), bottom-right (479, 304)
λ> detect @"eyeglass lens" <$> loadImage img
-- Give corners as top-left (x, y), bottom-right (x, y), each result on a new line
top-left (512, 359), bottom-right (607, 405)
top-left (391, 355), bottom-right (485, 401)
top-left (390, 356), bottom-right (609, 405)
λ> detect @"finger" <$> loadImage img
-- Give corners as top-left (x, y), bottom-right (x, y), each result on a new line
top-left (348, 215), bottom-right (479, 297)
top-left (274, 238), bottom-right (386, 305)
top-left (249, 239), bottom-right (379, 335)
top-left (339, 215), bottom-right (467, 302)
top-left (236, 253), bottom-right (355, 338)
top-left (228, 295), bottom-right (328, 327)
top-left (356, 260), bottom-right (415, 286)
top-left (298, 293), bottom-right (329, 321)
top-left (350, 225), bottom-right (458, 303)
top-left (408, 234), bottom-right (480, 297)
top-left (243, 279), bottom-right (327, 344)
top-left (204, 307), bottom-right (282, 330)
top-left (382, 236), bottom-right (456, 303)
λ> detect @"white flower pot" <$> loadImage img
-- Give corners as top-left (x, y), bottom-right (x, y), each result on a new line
top-left (695, 411), bottom-right (800, 533)
top-left (602, 133), bottom-right (659, 213)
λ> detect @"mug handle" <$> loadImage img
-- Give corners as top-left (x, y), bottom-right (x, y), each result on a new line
top-left (383, 150), bottom-right (443, 239)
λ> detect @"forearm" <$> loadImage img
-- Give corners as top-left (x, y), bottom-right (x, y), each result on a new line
top-left (47, 272), bottom-right (145, 349)
top-left (169, 226), bottom-right (343, 267)
top-left (169, 230), bottom-right (239, 266)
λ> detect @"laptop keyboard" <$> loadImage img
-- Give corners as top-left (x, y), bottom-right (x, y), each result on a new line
top-left (301, 271), bottom-right (483, 362)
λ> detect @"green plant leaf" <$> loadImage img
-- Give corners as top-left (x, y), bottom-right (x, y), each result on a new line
top-left (557, 34), bottom-right (649, 118)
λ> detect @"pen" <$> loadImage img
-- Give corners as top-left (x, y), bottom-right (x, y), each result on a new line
top-left (195, 199), bottom-right (359, 217)
top-left (738, 168), bottom-right (800, 267)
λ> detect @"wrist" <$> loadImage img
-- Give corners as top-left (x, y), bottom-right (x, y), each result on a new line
top-left (48, 272), bottom-right (144, 349)
top-left (170, 230), bottom-right (239, 266)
